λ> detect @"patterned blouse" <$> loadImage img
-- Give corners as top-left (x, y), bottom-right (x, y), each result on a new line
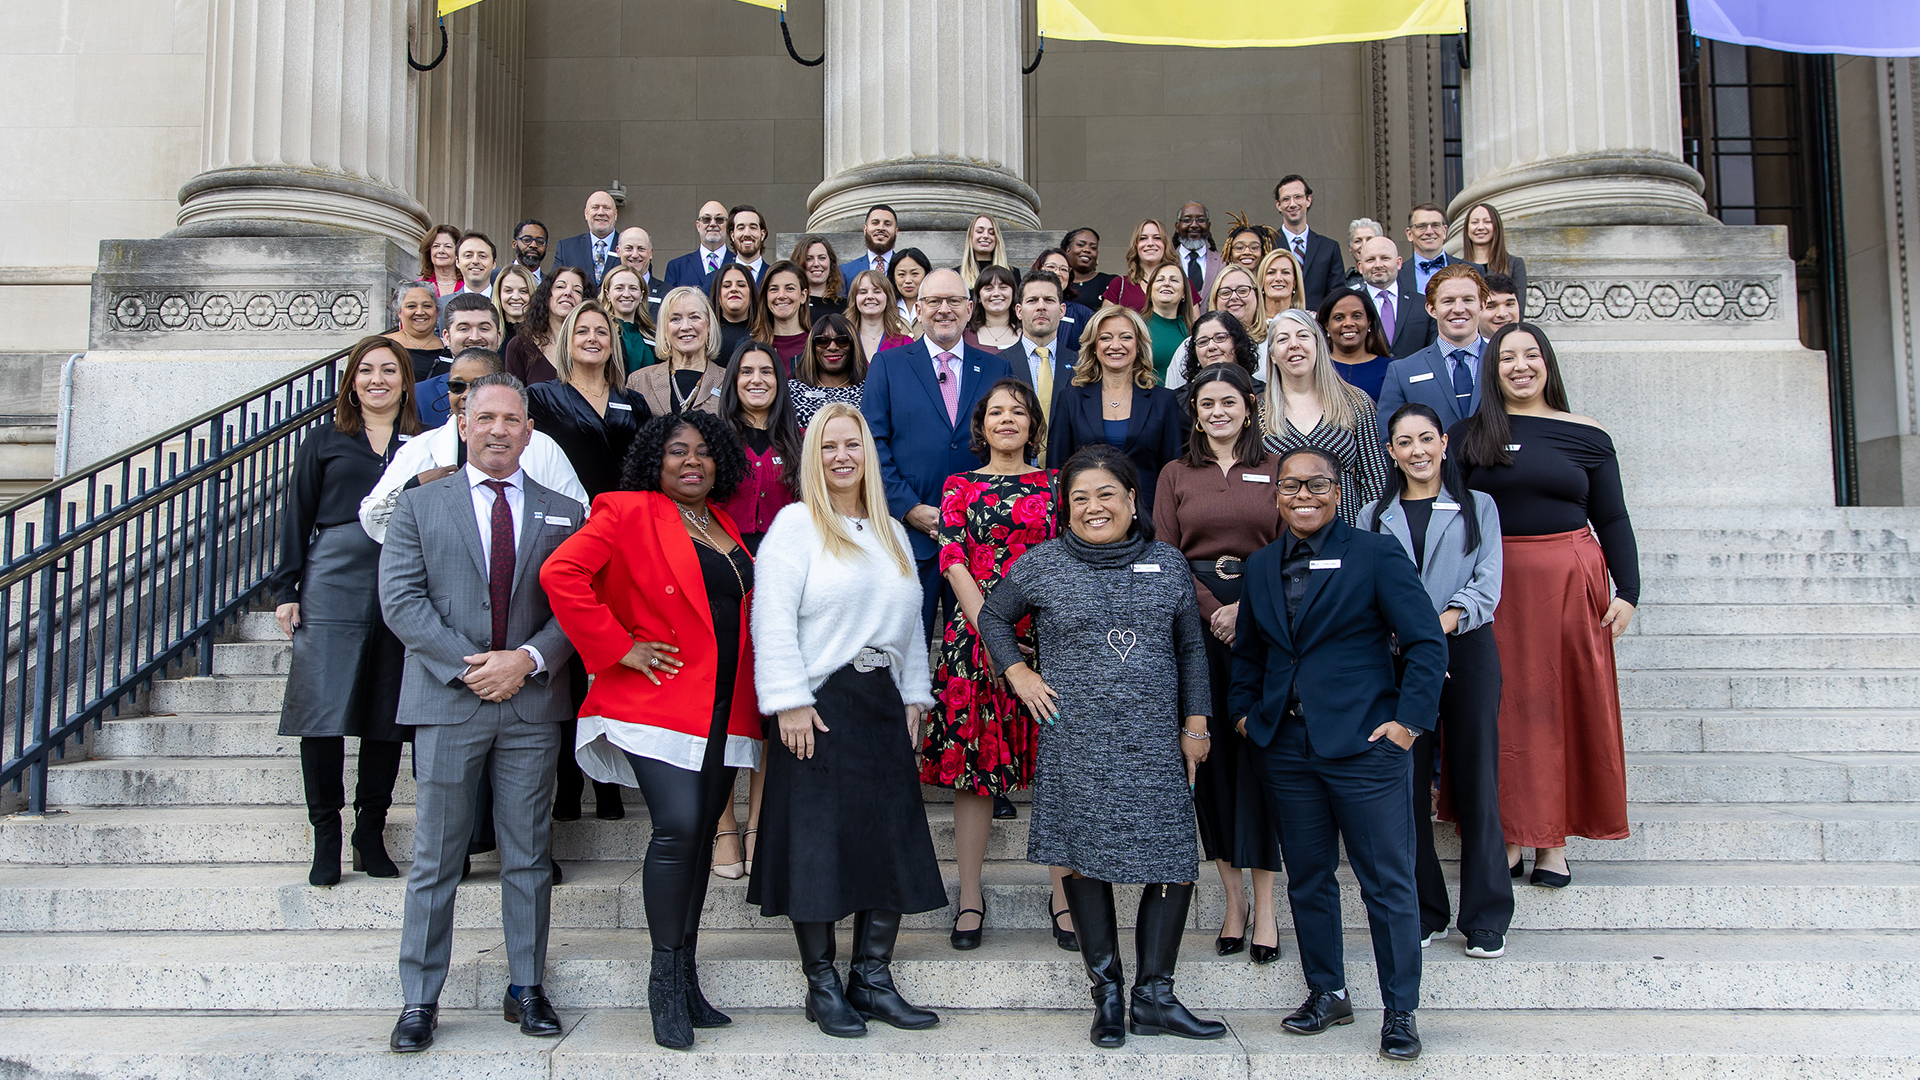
top-left (1260, 389), bottom-right (1391, 526)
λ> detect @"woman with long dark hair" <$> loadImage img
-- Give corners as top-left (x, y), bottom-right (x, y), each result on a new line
top-left (791, 313), bottom-right (869, 429)
top-left (795, 233), bottom-right (846, 323)
top-left (1452, 322), bottom-right (1638, 890)
top-left (1461, 202), bottom-right (1526, 299)
top-left (748, 260), bottom-right (813, 373)
top-left (846, 269), bottom-right (912, 362)
top-left (708, 262), bottom-right (758, 364)
top-left (1169, 310), bottom-right (1261, 392)
top-left (1317, 287), bottom-right (1394, 402)
top-left (888, 248), bottom-right (933, 333)
top-left (963, 264), bottom-right (1022, 352)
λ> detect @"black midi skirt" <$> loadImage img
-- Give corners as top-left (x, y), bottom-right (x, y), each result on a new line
top-left (276, 524), bottom-right (408, 742)
top-left (748, 664), bottom-right (947, 922)
top-left (1192, 572), bottom-right (1282, 872)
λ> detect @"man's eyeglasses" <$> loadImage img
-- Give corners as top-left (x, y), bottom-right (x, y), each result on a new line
top-left (1278, 477), bottom-right (1336, 496)
top-left (514, 235), bottom-right (546, 246)
top-left (698, 215), bottom-right (728, 224)
top-left (920, 296), bottom-right (969, 310)
top-left (812, 335), bottom-right (852, 349)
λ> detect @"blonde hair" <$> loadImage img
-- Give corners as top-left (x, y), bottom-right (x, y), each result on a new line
top-left (1262, 308), bottom-right (1362, 436)
top-left (554, 299), bottom-right (624, 386)
top-left (957, 215), bottom-right (1009, 291)
top-left (598, 265), bottom-right (654, 335)
top-left (799, 403), bottom-right (914, 577)
top-left (493, 264), bottom-right (539, 329)
top-left (653, 286), bottom-right (722, 363)
top-left (843, 269), bottom-right (911, 340)
top-left (1255, 248), bottom-right (1307, 324)
top-left (1072, 303), bottom-right (1158, 389)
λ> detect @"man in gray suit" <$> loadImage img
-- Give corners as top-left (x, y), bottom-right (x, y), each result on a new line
top-left (380, 372), bottom-right (586, 1053)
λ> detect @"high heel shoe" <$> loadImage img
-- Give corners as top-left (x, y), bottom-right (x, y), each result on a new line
top-left (1051, 906), bottom-right (1079, 952)
top-left (743, 828), bottom-right (757, 876)
top-left (710, 830), bottom-right (745, 880)
top-left (950, 901), bottom-right (985, 950)
top-left (1215, 903), bottom-right (1249, 956)
top-left (1510, 852), bottom-right (1526, 879)
top-left (1248, 918), bottom-right (1281, 965)
top-left (309, 816), bottom-right (342, 889)
top-left (350, 812), bottom-right (399, 878)
top-left (594, 782), bottom-right (626, 820)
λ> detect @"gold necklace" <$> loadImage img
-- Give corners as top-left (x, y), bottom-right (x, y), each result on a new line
top-left (681, 504), bottom-right (747, 593)
top-left (670, 362), bottom-right (704, 412)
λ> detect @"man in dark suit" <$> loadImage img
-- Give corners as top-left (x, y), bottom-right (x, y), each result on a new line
top-left (1356, 236), bottom-right (1432, 359)
top-left (615, 227), bottom-right (669, 324)
top-left (663, 201), bottom-right (731, 290)
top-left (1229, 446), bottom-right (1446, 1063)
top-left (1174, 202), bottom-right (1226, 306)
top-left (380, 373), bottom-right (585, 1053)
top-left (700, 205), bottom-right (769, 290)
top-left (861, 268), bottom-right (1012, 631)
top-left (509, 219), bottom-right (548, 285)
top-left (1377, 264), bottom-right (1488, 444)
top-left (839, 204), bottom-right (900, 288)
top-left (1000, 270), bottom-right (1078, 424)
top-left (553, 190), bottom-right (622, 288)
top-left (1274, 175), bottom-right (1347, 310)
top-left (1404, 202), bottom-right (1470, 297)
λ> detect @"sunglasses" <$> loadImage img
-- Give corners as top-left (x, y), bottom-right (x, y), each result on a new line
top-left (446, 378), bottom-right (471, 394)
top-left (812, 335), bottom-right (852, 349)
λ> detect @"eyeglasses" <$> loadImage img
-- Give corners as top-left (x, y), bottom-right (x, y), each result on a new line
top-left (1192, 332), bottom-right (1234, 350)
top-left (1216, 285), bottom-right (1256, 300)
top-left (1410, 222), bottom-right (1447, 233)
top-left (920, 296), bottom-right (969, 309)
top-left (812, 335), bottom-right (852, 349)
top-left (514, 235), bottom-right (546, 245)
top-left (446, 378), bottom-right (471, 394)
top-left (1277, 477), bottom-right (1336, 495)
top-left (698, 215), bottom-right (727, 224)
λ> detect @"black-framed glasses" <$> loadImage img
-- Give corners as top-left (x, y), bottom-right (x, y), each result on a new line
top-left (1277, 477), bottom-right (1335, 495)
top-left (1192, 332), bottom-right (1234, 350)
top-left (1215, 285), bottom-right (1256, 300)
top-left (446, 378), bottom-right (471, 394)
top-left (514, 234), bottom-right (546, 245)
top-left (812, 335), bottom-right (852, 349)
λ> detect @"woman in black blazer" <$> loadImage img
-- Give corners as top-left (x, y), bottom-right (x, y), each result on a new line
top-left (1046, 304), bottom-right (1185, 515)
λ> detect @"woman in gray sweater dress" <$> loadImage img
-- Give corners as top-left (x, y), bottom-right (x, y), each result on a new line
top-left (977, 445), bottom-right (1224, 1050)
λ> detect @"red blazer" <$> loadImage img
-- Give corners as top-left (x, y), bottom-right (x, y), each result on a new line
top-left (539, 491), bottom-right (761, 741)
top-left (712, 440), bottom-right (795, 537)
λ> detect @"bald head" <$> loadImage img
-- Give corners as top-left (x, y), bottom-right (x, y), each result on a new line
top-left (695, 200), bottom-right (727, 249)
top-left (1357, 235), bottom-right (1402, 288)
top-left (917, 268), bottom-right (972, 349)
top-left (584, 190), bottom-right (617, 238)
top-left (617, 227), bottom-right (654, 275)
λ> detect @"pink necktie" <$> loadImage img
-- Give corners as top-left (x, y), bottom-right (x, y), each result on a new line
top-left (937, 352), bottom-right (960, 424)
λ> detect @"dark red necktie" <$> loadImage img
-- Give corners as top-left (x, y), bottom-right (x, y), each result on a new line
top-left (482, 479), bottom-right (515, 651)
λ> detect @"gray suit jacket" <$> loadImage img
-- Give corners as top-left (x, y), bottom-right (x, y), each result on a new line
top-left (1357, 490), bottom-right (1503, 634)
top-left (378, 471), bottom-right (583, 725)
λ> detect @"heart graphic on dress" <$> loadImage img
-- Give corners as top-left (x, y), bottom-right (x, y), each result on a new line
top-left (1107, 629), bottom-right (1137, 663)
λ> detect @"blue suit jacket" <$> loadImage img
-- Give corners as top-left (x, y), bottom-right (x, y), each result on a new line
top-left (998, 338), bottom-right (1078, 417)
top-left (861, 339), bottom-right (1012, 559)
top-left (1045, 382), bottom-right (1186, 517)
top-left (840, 251), bottom-right (891, 289)
top-left (1375, 339), bottom-right (1484, 445)
top-left (1227, 519), bottom-right (1448, 757)
top-left (553, 232), bottom-right (621, 287)
top-left (664, 249), bottom-right (726, 291)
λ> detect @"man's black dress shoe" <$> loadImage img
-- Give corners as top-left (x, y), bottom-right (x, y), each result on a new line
top-left (503, 984), bottom-right (563, 1036)
top-left (1380, 1009), bottom-right (1422, 1060)
top-left (992, 794), bottom-right (1017, 819)
top-left (390, 1003), bottom-right (438, 1052)
top-left (1281, 988), bottom-right (1354, 1034)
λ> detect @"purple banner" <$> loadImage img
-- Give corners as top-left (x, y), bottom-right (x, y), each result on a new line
top-left (1689, 0), bottom-right (1920, 56)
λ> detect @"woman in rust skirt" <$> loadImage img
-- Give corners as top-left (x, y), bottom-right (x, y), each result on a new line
top-left (1450, 323), bottom-right (1639, 889)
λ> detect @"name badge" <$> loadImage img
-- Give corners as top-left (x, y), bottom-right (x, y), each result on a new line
top-left (710, 387), bottom-right (723, 398)
top-left (972, 366), bottom-right (980, 372)
top-left (1309, 559), bottom-right (1342, 570)
top-left (1132, 564), bottom-right (1161, 573)
top-left (608, 401), bottom-right (632, 411)
top-left (771, 456), bottom-right (783, 465)
top-left (1505, 443), bottom-right (1522, 452)
top-left (1435, 500), bottom-right (1460, 510)
top-left (396, 433), bottom-right (412, 441)
top-left (544, 516), bottom-right (573, 527)
top-left (1409, 372), bottom-right (1436, 383)
top-left (1241, 473), bottom-right (1272, 483)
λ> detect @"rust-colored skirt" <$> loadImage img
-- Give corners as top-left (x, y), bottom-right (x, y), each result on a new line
top-left (1491, 528), bottom-right (1629, 847)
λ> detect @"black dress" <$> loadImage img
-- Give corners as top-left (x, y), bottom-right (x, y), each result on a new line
top-left (526, 380), bottom-right (653, 500)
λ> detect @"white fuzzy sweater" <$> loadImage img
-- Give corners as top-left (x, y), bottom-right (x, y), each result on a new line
top-left (751, 503), bottom-right (934, 713)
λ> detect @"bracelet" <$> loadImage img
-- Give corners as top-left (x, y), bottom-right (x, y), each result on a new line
top-left (1181, 729), bottom-right (1212, 740)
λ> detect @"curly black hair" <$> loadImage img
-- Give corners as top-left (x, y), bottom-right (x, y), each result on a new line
top-left (619, 409), bottom-right (750, 503)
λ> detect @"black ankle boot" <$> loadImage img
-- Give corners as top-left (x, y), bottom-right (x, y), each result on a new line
top-left (682, 932), bottom-right (730, 1028)
top-left (1129, 883), bottom-right (1227, 1039)
top-left (793, 921), bottom-right (866, 1038)
top-left (648, 945), bottom-right (694, 1049)
top-left (309, 816), bottom-right (342, 888)
top-left (1062, 876), bottom-right (1126, 1048)
top-left (350, 812), bottom-right (399, 878)
top-left (846, 910), bottom-right (939, 1029)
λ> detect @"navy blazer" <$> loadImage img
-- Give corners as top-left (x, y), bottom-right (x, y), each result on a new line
top-left (1045, 382), bottom-right (1185, 516)
top-left (700, 253), bottom-right (767, 293)
top-left (1052, 303), bottom-right (1090, 358)
top-left (1383, 263), bottom-right (1438, 359)
top-left (998, 338), bottom-right (1078, 415)
top-left (1289, 229), bottom-right (1348, 311)
top-left (840, 251), bottom-right (891, 289)
top-left (1227, 519), bottom-right (1448, 757)
top-left (861, 339), bottom-right (1012, 559)
top-left (1375, 339), bottom-right (1484, 444)
top-left (663, 249), bottom-right (727, 291)
top-left (553, 232), bottom-right (622, 287)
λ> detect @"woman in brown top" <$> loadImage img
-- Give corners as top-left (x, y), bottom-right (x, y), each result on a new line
top-left (1151, 362), bottom-right (1284, 965)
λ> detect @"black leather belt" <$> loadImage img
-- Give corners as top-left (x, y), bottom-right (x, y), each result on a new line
top-left (1190, 556), bottom-right (1246, 580)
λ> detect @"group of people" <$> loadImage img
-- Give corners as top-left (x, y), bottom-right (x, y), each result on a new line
top-left (268, 178), bottom-right (1637, 1065)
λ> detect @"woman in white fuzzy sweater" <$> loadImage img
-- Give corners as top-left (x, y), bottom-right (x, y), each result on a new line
top-left (748, 402), bottom-right (947, 1039)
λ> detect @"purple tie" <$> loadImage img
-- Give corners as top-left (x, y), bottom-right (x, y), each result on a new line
top-left (936, 351), bottom-right (961, 425)
top-left (1376, 289), bottom-right (1397, 343)
top-left (482, 479), bottom-right (515, 651)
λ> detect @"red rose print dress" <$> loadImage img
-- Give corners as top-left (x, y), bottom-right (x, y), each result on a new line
top-left (918, 469), bottom-right (1056, 795)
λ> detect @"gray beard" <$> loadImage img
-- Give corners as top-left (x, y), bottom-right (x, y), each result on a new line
top-left (1178, 237), bottom-right (1208, 253)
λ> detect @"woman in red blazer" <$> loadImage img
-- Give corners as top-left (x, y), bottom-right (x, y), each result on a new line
top-left (540, 409), bottom-right (760, 1051)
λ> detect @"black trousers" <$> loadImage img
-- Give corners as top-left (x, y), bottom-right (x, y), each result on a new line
top-left (556, 659), bottom-right (624, 814)
top-left (623, 735), bottom-right (737, 950)
top-left (1413, 624), bottom-right (1513, 936)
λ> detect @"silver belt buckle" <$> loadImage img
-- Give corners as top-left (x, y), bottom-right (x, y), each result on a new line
top-left (852, 648), bottom-right (890, 673)
top-left (1214, 556), bottom-right (1242, 580)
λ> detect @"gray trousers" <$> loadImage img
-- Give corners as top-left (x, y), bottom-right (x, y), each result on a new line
top-left (398, 703), bottom-right (560, 1004)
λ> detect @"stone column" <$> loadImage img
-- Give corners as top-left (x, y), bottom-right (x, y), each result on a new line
top-left (1451, 0), bottom-right (1715, 227)
top-left (807, 0), bottom-right (1041, 232)
top-left (174, 0), bottom-right (430, 244)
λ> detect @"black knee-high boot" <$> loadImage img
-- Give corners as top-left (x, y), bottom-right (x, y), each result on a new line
top-left (1062, 875), bottom-right (1126, 1048)
top-left (793, 921), bottom-right (865, 1038)
top-left (350, 737), bottom-right (404, 877)
top-left (298, 737), bottom-right (345, 888)
top-left (1129, 882), bottom-right (1227, 1039)
top-left (847, 910), bottom-right (938, 1029)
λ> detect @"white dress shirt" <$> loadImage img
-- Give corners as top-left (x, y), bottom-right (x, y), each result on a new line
top-left (701, 245), bottom-right (726, 275)
top-left (464, 463), bottom-right (544, 674)
top-left (1281, 225), bottom-right (1311, 258)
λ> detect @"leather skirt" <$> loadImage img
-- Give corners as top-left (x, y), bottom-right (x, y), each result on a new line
top-left (276, 524), bottom-right (408, 742)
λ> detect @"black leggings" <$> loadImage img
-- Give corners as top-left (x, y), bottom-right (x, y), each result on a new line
top-left (624, 738), bottom-right (737, 950)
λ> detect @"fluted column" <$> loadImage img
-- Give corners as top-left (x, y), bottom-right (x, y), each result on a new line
top-left (174, 0), bottom-right (430, 243)
top-left (807, 0), bottom-right (1041, 232)
top-left (1451, 0), bottom-right (1716, 226)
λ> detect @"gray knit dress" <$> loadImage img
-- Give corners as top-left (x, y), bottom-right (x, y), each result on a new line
top-left (977, 529), bottom-right (1211, 884)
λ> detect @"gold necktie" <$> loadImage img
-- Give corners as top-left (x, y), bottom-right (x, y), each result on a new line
top-left (1035, 346), bottom-right (1053, 420)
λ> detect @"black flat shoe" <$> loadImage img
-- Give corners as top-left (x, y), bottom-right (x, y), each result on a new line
top-left (1282, 988), bottom-right (1354, 1035)
top-left (389, 1003), bottom-right (437, 1053)
top-left (1380, 1009), bottom-right (1422, 1060)
top-left (551, 803), bottom-right (582, 822)
top-left (1530, 865), bottom-right (1571, 889)
top-left (950, 905), bottom-right (984, 950)
top-left (992, 794), bottom-right (1017, 819)
top-left (1050, 907), bottom-right (1079, 952)
top-left (503, 984), bottom-right (563, 1037)
top-left (1511, 857), bottom-right (1526, 879)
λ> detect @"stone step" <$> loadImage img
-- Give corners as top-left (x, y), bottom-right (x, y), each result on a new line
top-left (0, 927), bottom-right (1910, 1012)
top-left (148, 674), bottom-right (285, 715)
top-left (1624, 709), bottom-right (1920, 753)
top-left (1631, 506), bottom-right (1920, 531)
top-left (1614, 634), bottom-right (1920, 670)
top-left (1636, 576), bottom-right (1919, 604)
top-left (1641, 551), bottom-right (1920, 577)
top-left (1, 1008), bottom-right (1911, 1079)
top-left (211, 639), bottom-right (289, 675)
top-left (8, 802), bottom-right (1917, 865)
top-left (1634, 525), bottom-right (1920, 552)
top-left (2, 860), bottom-right (1913, 935)
top-left (1627, 603), bottom-right (1920, 636)
top-left (233, 610), bottom-right (284, 642)
top-left (87, 713), bottom-right (296, 758)
top-left (1619, 669), bottom-right (1920, 710)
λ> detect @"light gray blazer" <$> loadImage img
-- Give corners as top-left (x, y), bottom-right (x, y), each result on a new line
top-left (1357, 490), bottom-right (1502, 634)
top-left (378, 471), bottom-right (583, 725)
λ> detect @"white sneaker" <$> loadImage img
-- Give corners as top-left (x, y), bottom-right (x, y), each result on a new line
top-left (1464, 931), bottom-right (1506, 958)
top-left (1420, 928), bottom-right (1448, 949)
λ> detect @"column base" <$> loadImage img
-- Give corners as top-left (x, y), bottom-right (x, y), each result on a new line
top-left (1858, 435), bottom-right (1920, 507)
top-left (173, 167), bottom-right (431, 247)
top-left (807, 160), bottom-right (1042, 233)
top-left (1450, 152), bottom-right (1718, 227)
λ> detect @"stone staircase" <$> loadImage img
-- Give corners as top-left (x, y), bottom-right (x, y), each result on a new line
top-left (2, 506), bottom-right (1919, 1076)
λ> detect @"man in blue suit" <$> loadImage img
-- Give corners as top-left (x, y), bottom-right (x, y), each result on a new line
top-left (861, 268), bottom-right (1012, 632)
top-left (662, 201), bottom-right (732, 290)
top-left (1376, 264), bottom-right (1488, 444)
top-left (552, 191), bottom-right (622, 288)
top-left (839, 204), bottom-right (899, 289)
top-left (1229, 446), bottom-right (1447, 1063)
top-left (699, 205), bottom-right (769, 290)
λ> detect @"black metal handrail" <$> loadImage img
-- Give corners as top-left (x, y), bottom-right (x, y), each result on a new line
top-left (1, 341), bottom-right (357, 812)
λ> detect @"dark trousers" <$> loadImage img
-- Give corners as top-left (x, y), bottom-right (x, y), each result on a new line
top-left (915, 556), bottom-right (950, 639)
top-left (1413, 624), bottom-right (1513, 936)
top-left (554, 659), bottom-right (623, 814)
top-left (624, 747), bottom-right (738, 951)
top-left (1253, 716), bottom-right (1421, 1011)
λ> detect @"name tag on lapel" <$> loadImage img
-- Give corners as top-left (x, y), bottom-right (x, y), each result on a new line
top-left (1132, 564), bottom-right (1161, 573)
top-left (396, 433), bottom-right (412, 441)
top-left (710, 387), bottom-right (723, 398)
top-left (1435, 500), bottom-right (1460, 510)
top-left (771, 456), bottom-right (783, 465)
top-left (608, 401), bottom-right (632, 411)
top-left (1505, 443), bottom-right (1522, 452)
top-left (1241, 473), bottom-right (1272, 483)
top-left (544, 516), bottom-right (573, 527)
top-left (1309, 559), bottom-right (1342, 570)
top-left (971, 366), bottom-right (980, 373)
top-left (1409, 372), bottom-right (1436, 384)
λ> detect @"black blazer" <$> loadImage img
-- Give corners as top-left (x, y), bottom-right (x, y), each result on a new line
top-left (999, 339), bottom-right (1078, 415)
top-left (1385, 263), bottom-right (1438, 359)
top-left (1045, 383), bottom-right (1186, 515)
top-left (1227, 518), bottom-right (1448, 756)
top-left (1292, 229), bottom-right (1348, 311)
top-left (554, 232), bottom-right (622, 287)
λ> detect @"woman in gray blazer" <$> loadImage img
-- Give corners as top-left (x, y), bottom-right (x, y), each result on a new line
top-left (1357, 402), bottom-right (1512, 961)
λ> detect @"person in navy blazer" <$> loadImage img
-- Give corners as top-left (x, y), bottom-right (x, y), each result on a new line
top-left (1227, 445), bottom-right (1445, 1061)
top-left (1351, 236), bottom-right (1432, 360)
top-left (663, 201), bottom-right (734, 291)
top-left (1044, 305), bottom-right (1184, 517)
top-left (1273, 177), bottom-right (1348, 310)
top-left (1376, 265), bottom-right (1490, 445)
top-left (995, 270), bottom-right (1078, 420)
top-left (552, 191), bottom-right (623, 289)
top-left (839, 204), bottom-right (900, 290)
top-left (860, 269), bottom-right (1012, 632)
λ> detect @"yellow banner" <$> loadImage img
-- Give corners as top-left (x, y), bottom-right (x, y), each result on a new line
top-left (437, 0), bottom-right (486, 15)
top-left (1037, 0), bottom-right (1464, 48)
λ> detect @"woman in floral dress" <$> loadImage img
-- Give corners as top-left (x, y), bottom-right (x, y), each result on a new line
top-left (919, 378), bottom-right (1073, 952)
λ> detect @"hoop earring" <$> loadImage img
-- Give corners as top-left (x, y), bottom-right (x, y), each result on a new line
top-left (348, 390), bottom-right (360, 408)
